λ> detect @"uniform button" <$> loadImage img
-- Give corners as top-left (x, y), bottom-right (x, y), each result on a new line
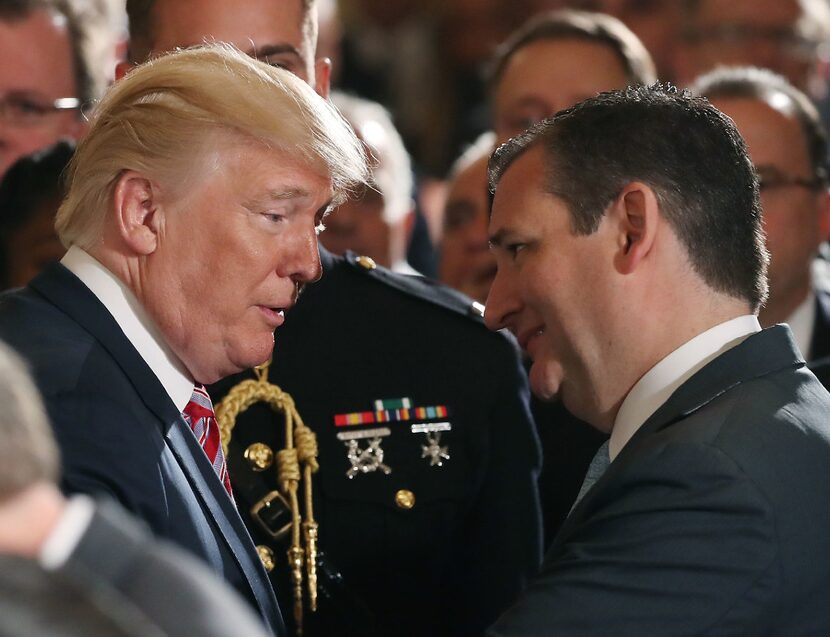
top-left (395, 489), bottom-right (416, 510)
top-left (257, 545), bottom-right (276, 571)
top-left (356, 255), bottom-right (377, 270)
top-left (244, 442), bottom-right (274, 472)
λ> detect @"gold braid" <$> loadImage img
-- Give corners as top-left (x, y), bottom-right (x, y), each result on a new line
top-left (215, 360), bottom-right (319, 636)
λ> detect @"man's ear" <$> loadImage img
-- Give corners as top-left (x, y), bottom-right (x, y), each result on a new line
top-left (112, 171), bottom-right (162, 255)
top-left (610, 182), bottom-right (660, 275)
top-left (315, 57), bottom-right (332, 98)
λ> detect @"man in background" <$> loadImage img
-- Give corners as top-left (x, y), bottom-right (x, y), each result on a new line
top-left (694, 67), bottom-right (830, 376)
top-left (0, 0), bottom-right (96, 176)
top-left (321, 92), bottom-right (418, 274)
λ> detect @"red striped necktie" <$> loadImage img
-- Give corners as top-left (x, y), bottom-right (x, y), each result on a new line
top-left (182, 385), bottom-right (233, 499)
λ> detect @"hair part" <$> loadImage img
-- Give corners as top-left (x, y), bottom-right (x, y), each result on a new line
top-left (487, 9), bottom-right (657, 93)
top-left (489, 84), bottom-right (769, 310)
top-left (0, 340), bottom-right (59, 502)
top-left (691, 66), bottom-right (829, 186)
top-left (55, 43), bottom-right (369, 249)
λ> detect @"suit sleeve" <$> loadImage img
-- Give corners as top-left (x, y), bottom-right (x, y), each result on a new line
top-left (449, 336), bottom-right (543, 636)
top-left (487, 440), bottom-right (779, 637)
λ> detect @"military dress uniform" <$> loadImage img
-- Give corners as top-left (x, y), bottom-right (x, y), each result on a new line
top-left (210, 248), bottom-right (542, 637)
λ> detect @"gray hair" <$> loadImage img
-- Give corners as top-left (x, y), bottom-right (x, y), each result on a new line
top-left (0, 340), bottom-right (59, 502)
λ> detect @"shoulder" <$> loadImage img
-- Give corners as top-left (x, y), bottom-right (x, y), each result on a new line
top-left (75, 501), bottom-right (270, 637)
top-left (338, 252), bottom-right (488, 323)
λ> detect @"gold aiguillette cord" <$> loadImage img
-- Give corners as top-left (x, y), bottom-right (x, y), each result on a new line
top-left (215, 359), bottom-right (319, 636)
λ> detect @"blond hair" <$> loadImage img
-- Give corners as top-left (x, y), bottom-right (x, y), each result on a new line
top-left (56, 43), bottom-right (368, 249)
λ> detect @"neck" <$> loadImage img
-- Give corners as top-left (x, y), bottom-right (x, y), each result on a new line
top-left (0, 483), bottom-right (66, 558)
top-left (590, 279), bottom-right (752, 432)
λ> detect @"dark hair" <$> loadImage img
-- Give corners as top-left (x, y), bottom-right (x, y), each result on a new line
top-left (487, 9), bottom-right (657, 92)
top-left (692, 66), bottom-right (829, 186)
top-left (0, 0), bottom-right (97, 109)
top-left (489, 83), bottom-right (768, 310)
top-left (0, 141), bottom-right (74, 288)
top-left (126, 0), bottom-right (318, 63)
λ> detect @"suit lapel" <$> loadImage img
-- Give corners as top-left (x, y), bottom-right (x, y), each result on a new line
top-left (549, 326), bottom-right (804, 553)
top-left (29, 263), bottom-right (281, 629)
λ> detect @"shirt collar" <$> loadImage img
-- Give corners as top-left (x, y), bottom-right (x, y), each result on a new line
top-left (784, 292), bottom-right (815, 360)
top-left (609, 314), bottom-right (761, 461)
top-left (61, 246), bottom-right (194, 412)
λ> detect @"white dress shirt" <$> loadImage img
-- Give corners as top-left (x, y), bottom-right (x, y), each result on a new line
top-left (609, 315), bottom-right (761, 461)
top-left (61, 246), bottom-right (193, 412)
top-left (39, 494), bottom-right (95, 570)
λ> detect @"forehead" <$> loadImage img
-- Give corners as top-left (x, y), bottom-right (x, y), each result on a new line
top-left (0, 10), bottom-right (75, 96)
top-left (490, 145), bottom-right (551, 231)
top-left (710, 96), bottom-right (810, 167)
top-left (496, 38), bottom-right (629, 104)
top-left (205, 138), bottom-right (332, 203)
top-left (696, 0), bottom-right (801, 26)
top-left (150, 0), bottom-right (307, 55)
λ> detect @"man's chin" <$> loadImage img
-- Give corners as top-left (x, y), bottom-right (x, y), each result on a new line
top-left (528, 358), bottom-right (564, 402)
top-left (226, 335), bottom-right (276, 377)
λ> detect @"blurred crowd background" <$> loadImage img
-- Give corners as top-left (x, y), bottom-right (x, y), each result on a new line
top-left (4, 0), bottom-right (830, 287)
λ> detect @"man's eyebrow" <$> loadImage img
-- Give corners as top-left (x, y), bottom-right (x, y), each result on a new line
top-left (245, 188), bottom-right (312, 208)
top-left (245, 43), bottom-right (303, 60)
top-left (488, 227), bottom-right (512, 249)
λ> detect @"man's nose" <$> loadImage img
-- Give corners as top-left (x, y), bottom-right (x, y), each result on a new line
top-left (484, 267), bottom-right (519, 332)
top-left (285, 229), bottom-right (323, 285)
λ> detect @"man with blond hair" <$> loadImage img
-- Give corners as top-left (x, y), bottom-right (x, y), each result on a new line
top-left (0, 44), bottom-right (368, 636)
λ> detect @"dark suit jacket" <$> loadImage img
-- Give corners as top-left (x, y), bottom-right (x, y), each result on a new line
top-left (0, 264), bottom-right (284, 636)
top-left (211, 248), bottom-right (542, 637)
top-left (490, 326), bottom-right (830, 636)
top-left (59, 499), bottom-right (271, 637)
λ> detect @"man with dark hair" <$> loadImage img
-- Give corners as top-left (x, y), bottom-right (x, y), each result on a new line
top-left (485, 85), bottom-right (830, 635)
top-left (488, 9), bottom-right (656, 142)
top-left (121, 2), bottom-right (543, 636)
top-left (693, 67), bottom-right (830, 380)
top-left (676, 0), bottom-right (830, 92)
top-left (0, 0), bottom-right (97, 176)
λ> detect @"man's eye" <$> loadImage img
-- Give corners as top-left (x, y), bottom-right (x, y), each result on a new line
top-left (315, 222), bottom-right (326, 235)
top-left (12, 98), bottom-right (49, 116)
top-left (507, 243), bottom-right (526, 257)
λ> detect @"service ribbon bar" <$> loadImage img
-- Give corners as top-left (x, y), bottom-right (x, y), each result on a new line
top-left (334, 399), bottom-right (449, 427)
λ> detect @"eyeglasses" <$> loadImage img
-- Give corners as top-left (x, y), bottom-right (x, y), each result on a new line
top-left (757, 169), bottom-right (825, 193)
top-left (0, 93), bottom-right (82, 128)
top-left (685, 25), bottom-right (818, 60)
